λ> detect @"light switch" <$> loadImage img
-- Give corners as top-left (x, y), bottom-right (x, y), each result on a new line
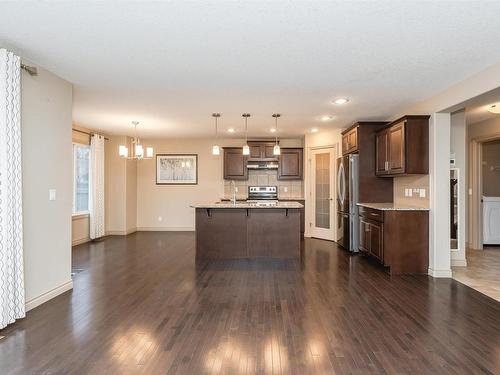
top-left (49, 189), bottom-right (56, 201)
top-left (419, 189), bottom-right (426, 198)
top-left (235, 187), bottom-right (239, 193)
top-left (158, 216), bottom-right (163, 222)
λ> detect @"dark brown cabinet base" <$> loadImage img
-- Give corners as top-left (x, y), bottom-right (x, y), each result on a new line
top-left (195, 208), bottom-right (301, 259)
top-left (359, 206), bottom-right (429, 275)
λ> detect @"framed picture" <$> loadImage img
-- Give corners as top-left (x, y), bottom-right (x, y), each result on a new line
top-left (156, 154), bottom-right (198, 185)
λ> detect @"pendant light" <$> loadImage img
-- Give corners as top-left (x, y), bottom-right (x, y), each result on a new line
top-left (119, 121), bottom-right (153, 160)
top-left (242, 113), bottom-right (251, 155)
top-left (272, 113), bottom-right (281, 155)
top-left (212, 113), bottom-right (221, 155)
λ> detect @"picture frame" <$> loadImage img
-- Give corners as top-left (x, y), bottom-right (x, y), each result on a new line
top-left (156, 154), bottom-right (198, 185)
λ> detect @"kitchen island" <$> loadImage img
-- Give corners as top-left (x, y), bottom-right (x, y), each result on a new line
top-left (191, 202), bottom-right (303, 259)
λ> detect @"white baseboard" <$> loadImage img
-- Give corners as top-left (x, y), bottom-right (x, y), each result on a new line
top-left (25, 280), bottom-right (73, 312)
top-left (106, 228), bottom-right (137, 236)
top-left (427, 268), bottom-right (453, 278)
top-left (451, 259), bottom-right (467, 267)
top-left (72, 237), bottom-right (90, 246)
top-left (136, 227), bottom-right (195, 232)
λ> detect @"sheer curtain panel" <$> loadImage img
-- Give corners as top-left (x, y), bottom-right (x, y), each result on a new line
top-left (0, 49), bottom-right (25, 329)
top-left (89, 134), bottom-right (105, 239)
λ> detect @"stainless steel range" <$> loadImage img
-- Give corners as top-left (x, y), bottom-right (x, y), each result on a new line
top-left (247, 186), bottom-right (278, 206)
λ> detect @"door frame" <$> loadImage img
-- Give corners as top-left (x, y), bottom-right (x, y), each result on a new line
top-left (306, 145), bottom-right (338, 240)
top-left (469, 133), bottom-right (500, 250)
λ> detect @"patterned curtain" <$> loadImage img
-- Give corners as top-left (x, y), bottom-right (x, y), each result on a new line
top-left (0, 49), bottom-right (25, 329)
top-left (89, 134), bottom-right (105, 239)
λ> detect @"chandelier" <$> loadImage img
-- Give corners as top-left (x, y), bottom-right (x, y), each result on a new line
top-left (119, 121), bottom-right (153, 159)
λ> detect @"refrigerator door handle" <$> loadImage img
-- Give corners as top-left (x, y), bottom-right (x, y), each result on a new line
top-left (337, 162), bottom-right (345, 206)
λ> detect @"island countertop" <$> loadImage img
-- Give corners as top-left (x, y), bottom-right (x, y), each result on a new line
top-left (191, 201), bottom-right (304, 209)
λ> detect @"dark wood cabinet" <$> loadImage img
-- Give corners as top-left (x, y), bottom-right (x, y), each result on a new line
top-left (278, 148), bottom-right (303, 180)
top-left (358, 205), bottom-right (429, 274)
top-left (375, 131), bottom-right (389, 175)
top-left (247, 141), bottom-right (278, 161)
top-left (344, 122), bottom-right (393, 202)
top-left (223, 147), bottom-right (248, 180)
top-left (342, 127), bottom-right (358, 155)
top-left (358, 216), bottom-right (383, 262)
top-left (375, 115), bottom-right (429, 177)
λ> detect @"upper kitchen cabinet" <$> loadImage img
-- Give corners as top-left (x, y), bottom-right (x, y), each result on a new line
top-left (223, 147), bottom-right (248, 180)
top-left (248, 141), bottom-right (278, 161)
top-left (278, 148), bottom-right (303, 180)
top-left (342, 126), bottom-right (358, 155)
top-left (375, 115), bottom-right (429, 177)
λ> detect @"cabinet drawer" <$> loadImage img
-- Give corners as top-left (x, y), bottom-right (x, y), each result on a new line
top-left (359, 206), bottom-right (384, 222)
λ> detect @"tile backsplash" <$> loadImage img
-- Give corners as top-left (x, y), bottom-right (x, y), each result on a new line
top-left (393, 174), bottom-right (430, 208)
top-left (223, 170), bottom-right (304, 200)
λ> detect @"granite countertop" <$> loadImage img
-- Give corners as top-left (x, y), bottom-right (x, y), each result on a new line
top-left (191, 201), bottom-right (304, 209)
top-left (357, 202), bottom-right (430, 211)
top-left (220, 197), bottom-right (305, 201)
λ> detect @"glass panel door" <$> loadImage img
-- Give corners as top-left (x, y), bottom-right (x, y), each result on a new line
top-left (315, 152), bottom-right (330, 229)
top-left (311, 147), bottom-right (336, 241)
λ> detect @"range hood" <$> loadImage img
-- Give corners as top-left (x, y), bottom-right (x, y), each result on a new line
top-left (247, 161), bottom-right (279, 169)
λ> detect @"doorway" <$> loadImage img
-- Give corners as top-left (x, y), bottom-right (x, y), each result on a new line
top-left (310, 147), bottom-right (336, 241)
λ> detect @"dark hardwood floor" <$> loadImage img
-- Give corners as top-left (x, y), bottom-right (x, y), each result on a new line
top-left (1, 232), bottom-right (499, 374)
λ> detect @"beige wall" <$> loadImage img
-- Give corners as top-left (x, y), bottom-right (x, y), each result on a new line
top-left (482, 140), bottom-right (500, 196)
top-left (393, 175), bottom-right (430, 208)
top-left (22, 66), bottom-right (73, 309)
top-left (126, 158), bottom-right (137, 232)
top-left (72, 214), bottom-right (90, 245)
top-left (136, 137), bottom-right (303, 230)
top-left (468, 116), bottom-right (500, 140)
top-left (105, 135), bottom-right (137, 234)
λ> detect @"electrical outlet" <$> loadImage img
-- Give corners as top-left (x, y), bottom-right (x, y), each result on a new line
top-left (419, 189), bottom-right (426, 198)
top-left (284, 187), bottom-right (288, 193)
top-left (235, 187), bottom-right (239, 193)
top-left (158, 216), bottom-right (163, 222)
top-left (405, 188), bottom-right (410, 197)
top-left (407, 189), bottom-right (413, 197)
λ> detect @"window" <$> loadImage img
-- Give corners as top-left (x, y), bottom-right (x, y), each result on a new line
top-left (73, 144), bottom-right (90, 214)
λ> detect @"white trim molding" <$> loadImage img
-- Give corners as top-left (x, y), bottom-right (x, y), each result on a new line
top-left (72, 237), bottom-right (90, 246)
top-left (451, 259), bottom-right (467, 267)
top-left (25, 280), bottom-right (73, 312)
top-left (428, 268), bottom-right (453, 278)
top-left (136, 227), bottom-right (195, 232)
top-left (105, 228), bottom-right (137, 236)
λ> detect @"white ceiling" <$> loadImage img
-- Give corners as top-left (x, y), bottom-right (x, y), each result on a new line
top-left (2, 1), bottom-right (500, 138)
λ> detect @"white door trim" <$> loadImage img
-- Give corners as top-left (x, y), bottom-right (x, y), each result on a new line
top-left (309, 147), bottom-right (337, 241)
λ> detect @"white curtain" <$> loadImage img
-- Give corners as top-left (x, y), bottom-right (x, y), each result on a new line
top-left (0, 49), bottom-right (25, 329)
top-left (89, 134), bottom-right (105, 239)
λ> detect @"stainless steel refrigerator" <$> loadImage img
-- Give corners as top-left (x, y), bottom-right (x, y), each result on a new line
top-left (336, 154), bottom-right (359, 252)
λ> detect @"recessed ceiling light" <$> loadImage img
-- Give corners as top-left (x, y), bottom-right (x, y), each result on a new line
top-left (227, 128), bottom-right (236, 133)
top-left (269, 128), bottom-right (277, 133)
top-left (311, 128), bottom-right (319, 133)
top-left (488, 103), bottom-right (500, 114)
top-left (333, 98), bottom-right (349, 105)
top-left (320, 115), bottom-right (334, 121)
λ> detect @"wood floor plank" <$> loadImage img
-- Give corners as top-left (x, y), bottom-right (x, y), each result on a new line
top-left (0, 232), bottom-right (499, 374)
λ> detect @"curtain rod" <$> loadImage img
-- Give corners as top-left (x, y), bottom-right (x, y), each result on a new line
top-left (72, 128), bottom-right (109, 141)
